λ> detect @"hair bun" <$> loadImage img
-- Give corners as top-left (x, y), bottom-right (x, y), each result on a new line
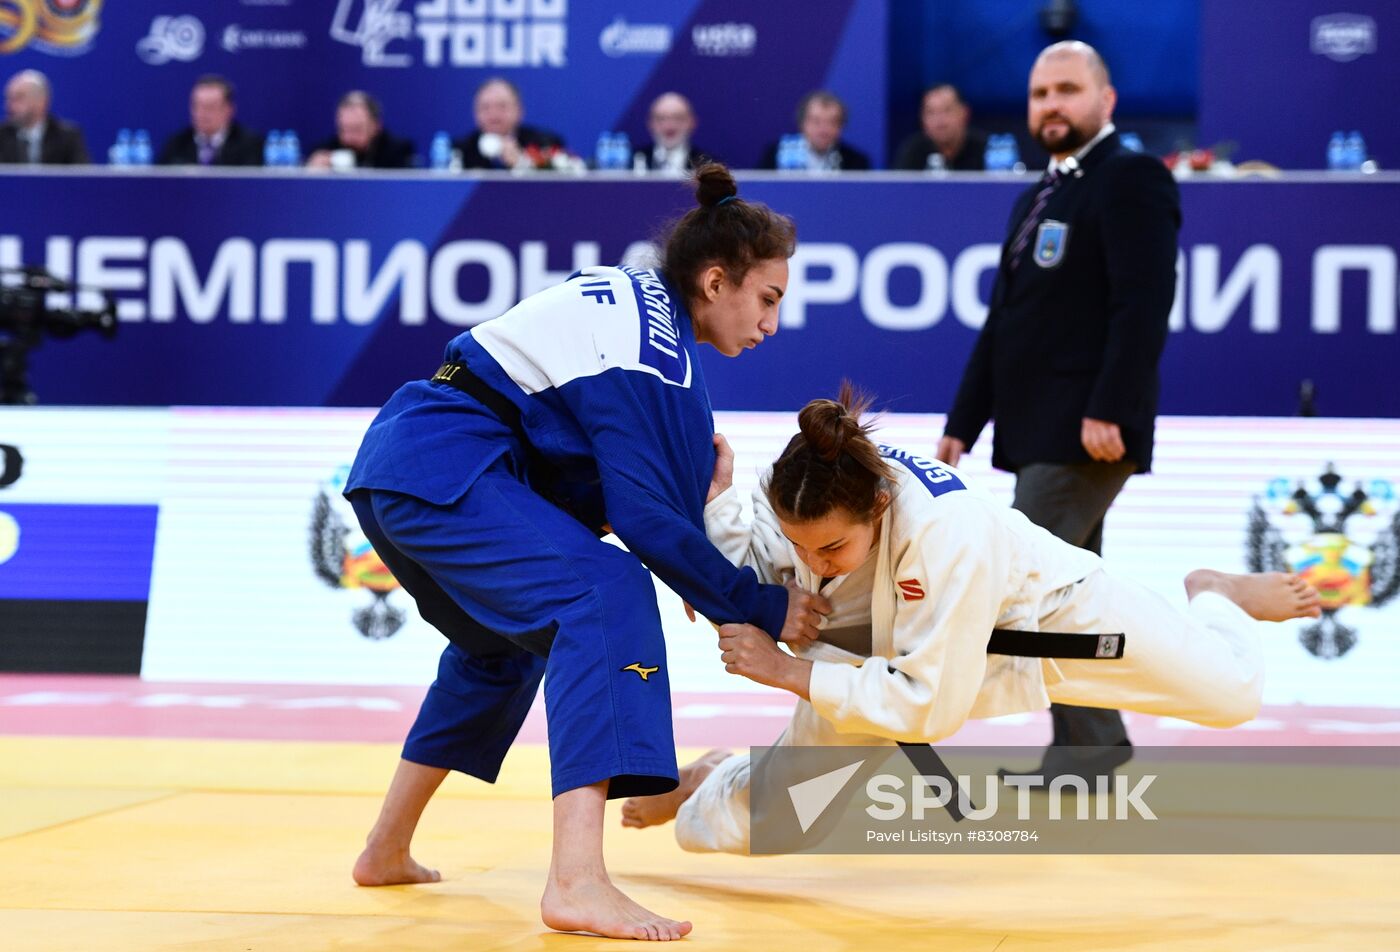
top-left (693, 161), bottom-right (739, 208)
top-left (766, 382), bottom-right (892, 523)
top-left (797, 399), bottom-right (849, 463)
top-left (795, 382), bottom-right (877, 464)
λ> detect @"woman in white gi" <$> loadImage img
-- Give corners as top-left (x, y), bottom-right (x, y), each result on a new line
top-left (622, 387), bottom-right (1321, 853)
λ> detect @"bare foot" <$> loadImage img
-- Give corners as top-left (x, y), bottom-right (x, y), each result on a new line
top-left (621, 748), bottom-right (731, 830)
top-left (541, 872), bottom-right (693, 940)
top-left (352, 843), bottom-right (441, 886)
top-left (1185, 569), bottom-right (1322, 622)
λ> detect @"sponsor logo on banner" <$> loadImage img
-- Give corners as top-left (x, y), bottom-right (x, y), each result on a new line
top-left (1247, 465), bottom-right (1399, 658)
top-left (691, 21), bottom-right (755, 57)
top-left (331, 0), bottom-right (568, 68)
top-left (309, 466), bottom-right (407, 640)
top-left (0, 0), bottom-right (103, 56)
top-left (598, 16), bottom-right (670, 57)
top-left (137, 15), bottom-right (204, 65)
top-left (1311, 13), bottom-right (1377, 63)
top-left (222, 25), bottom-right (308, 53)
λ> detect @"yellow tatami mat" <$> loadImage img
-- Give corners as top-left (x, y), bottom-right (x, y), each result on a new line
top-left (1, 737), bottom-right (1395, 951)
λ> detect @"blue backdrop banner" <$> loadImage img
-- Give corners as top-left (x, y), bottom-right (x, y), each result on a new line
top-left (0, 0), bottom-right (887, 170)
top-left (1200, 0), bottom-right (1398, 170)
top-left (2, 170), bottom-right (1397, 417)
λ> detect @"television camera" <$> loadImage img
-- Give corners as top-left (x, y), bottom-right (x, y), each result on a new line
top-left (1, 266), bottom-right (118, 404)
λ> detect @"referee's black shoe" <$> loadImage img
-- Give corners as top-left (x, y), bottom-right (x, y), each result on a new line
top-left (996, 740), bottom-right (1134, 793)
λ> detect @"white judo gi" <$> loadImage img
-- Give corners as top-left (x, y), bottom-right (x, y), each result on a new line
top-left (675, 446), bottom-right (1264, 854)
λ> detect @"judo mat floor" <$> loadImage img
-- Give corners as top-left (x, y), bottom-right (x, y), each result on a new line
top-left (2, 734), bottom-right (1397, 952)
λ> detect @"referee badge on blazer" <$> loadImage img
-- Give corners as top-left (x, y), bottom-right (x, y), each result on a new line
top-left (1033, 219), bottom-right (1069, 269)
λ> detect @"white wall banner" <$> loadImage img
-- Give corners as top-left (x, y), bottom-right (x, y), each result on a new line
top-left (1, 408), bottom-right (1396, 705)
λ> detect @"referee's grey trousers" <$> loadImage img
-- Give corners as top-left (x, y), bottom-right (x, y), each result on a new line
top-left (1011, 461), bottom-right (1137, 758)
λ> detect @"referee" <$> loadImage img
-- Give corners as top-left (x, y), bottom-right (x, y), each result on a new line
top-left (938, 41), bottom-right (1182, 785)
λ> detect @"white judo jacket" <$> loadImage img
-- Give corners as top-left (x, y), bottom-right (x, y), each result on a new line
top-left (704, 445), bottom-right (1102, 743)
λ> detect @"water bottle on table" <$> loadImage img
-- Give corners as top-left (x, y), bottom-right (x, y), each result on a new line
top-left (1344, 131), bottom-right (1366, 171)
top-left (109, 128), bottom-right (132, 166)
top-left (131, 129), bottom-right (152, 166)
top-left (284, 130), bottom-right (302, 166)
top-left (264, 131), bottom-right (283, 167)
top-left (1326, 131), bottom-right (1345, 170)
top-left (430, 131), bottom-right (452, 170)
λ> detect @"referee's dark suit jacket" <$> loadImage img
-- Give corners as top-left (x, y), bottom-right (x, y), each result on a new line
top-left (944, 132), bottom-right (1181, 475)
top-left (0, 117), bottom-right (90, 164)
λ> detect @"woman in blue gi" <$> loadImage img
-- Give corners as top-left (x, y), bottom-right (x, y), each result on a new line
top-left (343, 164), bottom-right (828, 940)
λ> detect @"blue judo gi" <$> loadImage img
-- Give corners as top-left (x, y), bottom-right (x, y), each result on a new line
top-left (345, 266), bottom-right (788, 798)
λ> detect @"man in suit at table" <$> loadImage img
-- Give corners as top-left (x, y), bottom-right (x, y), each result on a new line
top-left (758, 91), bottom-right (871, 172)
top-left (306, 90), bottom-right (415, 170)
top-left (0, 70), bottom-right (90, 165)
top-left (937, 41), bottom-right (1181, 785)
top-left (633, 92), bottom-right (709, 173)
top-left (454, 77), bottom-right (564, 171)
top-left (892, 83), bottom-right (988, 172)
top-left (158, 75), bottom-right (264, 167)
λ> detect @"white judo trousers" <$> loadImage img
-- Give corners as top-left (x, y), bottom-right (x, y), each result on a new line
top-left (677, 574), bottom-right (1261, 855)
top-left (677, 453), bottom-right (1264, 855)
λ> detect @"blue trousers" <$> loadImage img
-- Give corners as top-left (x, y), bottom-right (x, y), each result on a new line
top-left (349, 458), bottom-right (679, 799)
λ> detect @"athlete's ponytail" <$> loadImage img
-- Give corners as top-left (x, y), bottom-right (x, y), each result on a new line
top-left (765, 382), bottom-right (893, 523)
top-left (659, 162), bottom-right (796, 304)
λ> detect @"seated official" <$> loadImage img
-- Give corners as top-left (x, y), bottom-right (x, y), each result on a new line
top-left (893, 83), bottom-right (988, 171)
top-left (759, 90), bottom-right (870, 171)
top-left (0, 69), bottom-right (89, 165)
top-left (307, 91), bottom-right (414, 170)
top-left (158, 74), bottom-right (263, 167)
top-left (454, 77), bottom-right (564, 170)
top-left (633, 92), bottom-right (709, 172)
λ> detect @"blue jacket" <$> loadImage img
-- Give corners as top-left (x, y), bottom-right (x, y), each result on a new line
top-left (347, 266), bottom-right (788, 639)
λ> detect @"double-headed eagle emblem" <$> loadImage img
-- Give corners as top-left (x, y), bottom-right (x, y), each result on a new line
top-left (310, 468), bottom-right (406, 640)
top-left (1247, 465), bottom-right (1399, 657)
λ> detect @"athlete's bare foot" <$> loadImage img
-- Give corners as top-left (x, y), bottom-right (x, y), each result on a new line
top-left (541, 870), bottom-right (692, 940)
top-left (620, 748), bottom-right (732, 830)
top-left (1185, 569), bottom-right (1322, 622)
top-left (352, 843), bottom-right (441, 886)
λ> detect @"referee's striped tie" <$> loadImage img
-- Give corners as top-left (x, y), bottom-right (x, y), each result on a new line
top-left (1007, 168), bottom-right (1063, 270)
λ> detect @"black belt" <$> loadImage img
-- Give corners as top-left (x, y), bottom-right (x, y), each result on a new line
top-left (988, 628), bottom-right (1124, 660)
top-left (431, 362), bottom-right (526, 433)
top-left (430, 361), bottom-right (563, 505)
top-left (903, 631), bottom-right (1124, 826)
